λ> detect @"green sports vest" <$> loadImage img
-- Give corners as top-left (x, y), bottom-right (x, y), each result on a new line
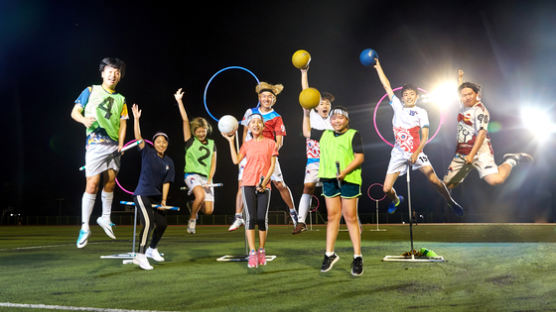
top-left (185, 138), bottom-right (215, 177)
top-left (318, 129), bottom-right (362, 185)
top-left (84, 85), bottom-right (126, 141)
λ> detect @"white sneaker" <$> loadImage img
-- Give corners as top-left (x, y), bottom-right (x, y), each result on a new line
top-left (187, 219), bottom-right (196, 234)
top-left (96, 217), bottom-right (116, 239)
top-left (146, 247), bottom-right (165, 262)
top-left (76, 229), bottom-right (90, 248)
top-left (133, 253), bottom-right (153, 270)
top-left (228, 218), bottom-right (244, 232)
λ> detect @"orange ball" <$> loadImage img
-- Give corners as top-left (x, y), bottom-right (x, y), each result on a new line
top-left (292, 49), bottom-right (311, 69)
top-left (299, 88), bottom-right (321, 109)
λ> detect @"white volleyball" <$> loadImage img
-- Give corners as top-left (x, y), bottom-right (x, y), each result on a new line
top-left (218, 115), bottom-right (239, 135)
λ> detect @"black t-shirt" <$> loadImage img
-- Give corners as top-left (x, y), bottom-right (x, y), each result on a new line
top-left (133, 145), bottom-right (175, 196)
top-left (310, 129), bottom-right (364, 154)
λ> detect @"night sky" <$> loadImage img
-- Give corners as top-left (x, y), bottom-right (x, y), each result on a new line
top-left (1, 0), bottom-right (555, 222)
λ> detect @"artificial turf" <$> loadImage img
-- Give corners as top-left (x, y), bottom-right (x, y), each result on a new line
top-left (1, 224), bottom-right (556, 311)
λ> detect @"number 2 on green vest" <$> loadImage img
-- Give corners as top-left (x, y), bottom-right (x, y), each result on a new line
top-left (197, 146), bottom-right (210, 167)
top-left (99, 97), bottom-right (114, 119)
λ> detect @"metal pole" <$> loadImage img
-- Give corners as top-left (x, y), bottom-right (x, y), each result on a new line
top-left (406, 162), bottom-right (414, 260)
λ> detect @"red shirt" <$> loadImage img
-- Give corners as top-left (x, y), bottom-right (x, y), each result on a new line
top-left (239, 137), bottom-right (279, 189)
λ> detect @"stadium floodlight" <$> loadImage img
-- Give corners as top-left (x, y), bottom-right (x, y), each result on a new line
top-left (520, 106), bottom-right (555, 143)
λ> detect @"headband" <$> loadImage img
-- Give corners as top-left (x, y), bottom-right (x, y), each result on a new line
top-left (247, 113), bottom-right (263, 124)
top-left (257, 88), bottom-right (276, 96)
top-left (152, 132), bottom-right (169, 141)
top-left (331, 108), bottom-right (349, 119)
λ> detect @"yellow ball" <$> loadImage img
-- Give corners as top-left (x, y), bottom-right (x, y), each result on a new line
top-left (299, 88), bottom-right (321, 109)
top-left (292, 49), bottom-right (311, 69)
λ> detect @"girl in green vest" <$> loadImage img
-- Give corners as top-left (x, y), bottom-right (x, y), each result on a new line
top-left (316, 106), bottom-right (365, 276)
top-left (174, 89), bottom-right (217, 234)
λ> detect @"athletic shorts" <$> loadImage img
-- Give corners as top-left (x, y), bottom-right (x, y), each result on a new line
top-left (386, 147), bottom-right (432, 176)
top-left (238, 157), bottom-right (285, 183)
top-left (304, 162), bottom-right (320, 184)
top-left (84, 143), bottom-right (120, 177)
top-left (184, 173), bottom-right (214, 202)
top-left (322, 180), bottom-right (361, 198)
top-left (443, 152), bottom-right (498, 185)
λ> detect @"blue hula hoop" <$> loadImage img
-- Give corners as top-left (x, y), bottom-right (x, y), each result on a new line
top-left (203, 66), bottom-right (260, 122)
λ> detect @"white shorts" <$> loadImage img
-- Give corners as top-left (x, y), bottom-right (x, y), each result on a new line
top-left (238, 157), bottom-right (285, 183)
top-left (304, 162), bottom-right (320, 184)
top-left (237, 158), bottom-right (247, 180)
top-left (84, 144), bottom-right (120, 177)
top-left (386, 147), bottom-right (432, 176)
top-left (271, 158), bottom-right (285, 182)
top-left (184, 174), bottom-right (214, 202)
top-left (443, 152), bottom-right (498, 185)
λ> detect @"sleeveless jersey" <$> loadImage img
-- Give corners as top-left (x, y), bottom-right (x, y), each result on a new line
top-left (318, 129), bottom-right (362, 185)
top-left (81, 85), bottom-right (127, 142)
top-left (184, 137), bottom-right (215, 177)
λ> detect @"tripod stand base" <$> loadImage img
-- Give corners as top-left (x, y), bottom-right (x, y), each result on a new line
top-left (382, 255), bottom-right (445, 262)
top-left (216, 255), bottom-right (277, 262)
top-left (100, 252), bottom-right (136, 260)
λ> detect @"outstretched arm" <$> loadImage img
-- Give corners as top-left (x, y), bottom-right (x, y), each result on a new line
top-left (222, 133), bottom-right (243, 165)
top-left (174, 88), bottom-right (191, 142)
top-left (131, 104), bottom-right (146, 150)
top-left (302, 108), bottom-right (312, 138)
top-left (301, 67), bottom-right (309, 90)
top-left (373, 58), bottom-right (394, 101)
top-left (457, 69), bottom-right (464, 86)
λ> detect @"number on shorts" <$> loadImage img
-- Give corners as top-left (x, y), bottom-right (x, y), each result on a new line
top-left (99, 97), bottom-right (114, 119)
top-left (419, 155), bottom-right (428, 163)
top-left (197, 146), bottom-right (210, 167)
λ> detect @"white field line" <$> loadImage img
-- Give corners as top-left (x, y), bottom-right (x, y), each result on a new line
top-left (0, 302), bottom-right (178, 312)
top-left (0, 242), bottom-right (106, 251)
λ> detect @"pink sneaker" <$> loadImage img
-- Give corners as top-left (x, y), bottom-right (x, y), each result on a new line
top-left (248, 250), bottom-right (258, 268)
top-left (258, 248), bottom-right (267, 266)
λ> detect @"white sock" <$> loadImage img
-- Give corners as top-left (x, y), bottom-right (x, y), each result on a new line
top-left (354, 254), bottom-right (362, 259)
top-left (235, 213), bottom-right (242, 219)
top-left (298, 194), bottom-right (312, 224)
top-left (101, 191), bottom-right (113, 221)
top-left (81, 192), bottom-right (96, 231)
top-left (325, 251), bottom-right (335, 257)
top-left (504, 158), bottom-right (517, 168)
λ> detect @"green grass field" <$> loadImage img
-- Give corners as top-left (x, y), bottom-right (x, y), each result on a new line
top-left (2, 224), bottom-right (556, 311)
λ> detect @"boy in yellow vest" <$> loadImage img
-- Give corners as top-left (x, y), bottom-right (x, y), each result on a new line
top-left (71, 57), bottom-right (128, 248)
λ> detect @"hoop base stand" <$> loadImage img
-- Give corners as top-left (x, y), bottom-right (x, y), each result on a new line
top-left (382, 162), bottom-right (444, 263)
top-left (101, 204), bottom-right (138, 264)
top-left (368, 183), bottom-right (387, 232)
top-left (382, 255), bottom-right (445, 262)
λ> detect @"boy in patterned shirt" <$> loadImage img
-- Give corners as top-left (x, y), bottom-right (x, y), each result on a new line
top-left (443, 70), bottom-right (533, 189)
top-left (71, 57), bottom-right (128, 248)
top-left (373, 58), bottom-right (463, 216)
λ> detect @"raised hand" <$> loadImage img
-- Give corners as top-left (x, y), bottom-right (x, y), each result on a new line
top-left (132, 104), bottom-right (142, 120)
top-left (174, 88), bottom-right (185, 102)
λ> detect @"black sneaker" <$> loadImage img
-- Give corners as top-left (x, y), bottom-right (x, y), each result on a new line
top-left (351, 257), bottom-right (363, 277)
top-left (320, 253), bottom-right (339, 272)
top-left (503, 153), bottom-right (533, 165)
top-left (292, 222), bottom-right (307, 235)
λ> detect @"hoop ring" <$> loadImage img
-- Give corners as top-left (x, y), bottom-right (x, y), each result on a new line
top-left (310, 194), bottom-right (320, 213)
top-left (367, 183), bottom-right (387, 202)
top-left (203, 66), bottom-right (260, 122)
top-left (115, 139), bottom-right (153, 195)
top-left (372, 87), bottom-right (444, 147)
